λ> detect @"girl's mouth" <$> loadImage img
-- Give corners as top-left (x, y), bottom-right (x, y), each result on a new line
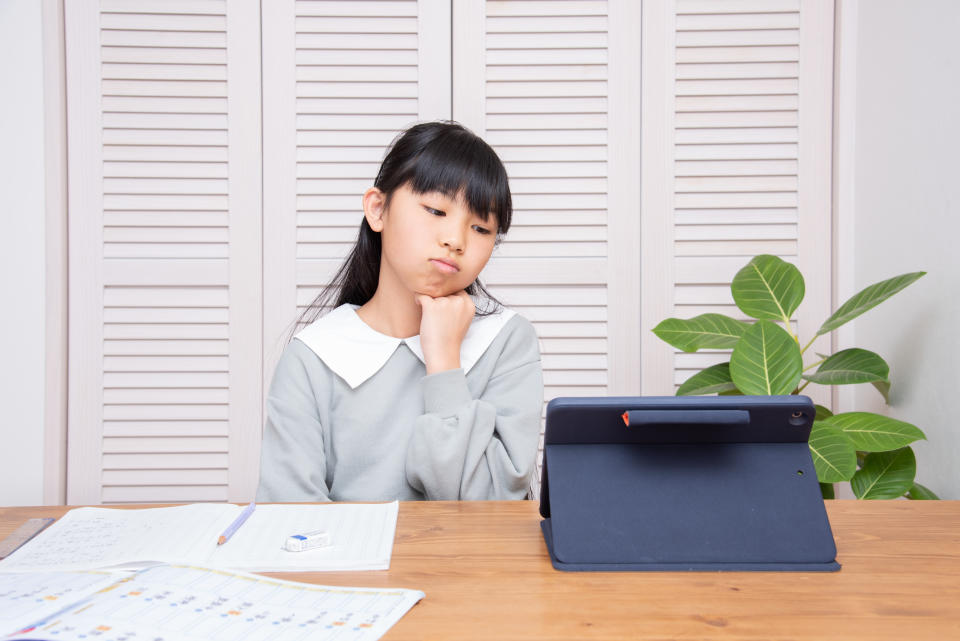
top-left (430, 259), bottom-right (460, 274)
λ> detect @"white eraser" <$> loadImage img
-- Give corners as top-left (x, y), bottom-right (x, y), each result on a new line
top-left (283, 529), bottom-right (331, 552)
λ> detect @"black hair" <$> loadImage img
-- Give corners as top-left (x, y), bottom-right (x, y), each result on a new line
top-left (290, 121), bottom-right (512, 339)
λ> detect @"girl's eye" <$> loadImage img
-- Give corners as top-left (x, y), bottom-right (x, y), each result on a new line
top-left (425, 206), bottom-right (444, 216)
top-left (472, 225), bottom-right (492, 235)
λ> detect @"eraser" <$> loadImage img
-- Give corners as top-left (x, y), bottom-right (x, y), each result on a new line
top-left (283, 529), bottom-right (331, 552)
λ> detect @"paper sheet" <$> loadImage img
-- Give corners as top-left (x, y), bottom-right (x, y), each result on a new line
top-left (0, 504), bottom-right (234, 573)
top-left (0, 502), bottom-right (399, 573)
top-left (210, 502), bottom-right (399, 571)
top-left (4, 564), bottom-right (424, 641)
top-left (0, 570), bottom-right (122, 636)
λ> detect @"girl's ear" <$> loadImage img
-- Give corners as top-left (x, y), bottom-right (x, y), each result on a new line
top-left (362, 187), bottom-right (387, 232)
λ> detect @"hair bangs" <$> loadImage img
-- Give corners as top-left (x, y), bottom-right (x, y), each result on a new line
top-left (377, 122), bottom-right (513, 234)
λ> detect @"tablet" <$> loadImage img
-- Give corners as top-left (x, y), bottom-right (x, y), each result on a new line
top-left (539, 395), bottom-right (840, 571)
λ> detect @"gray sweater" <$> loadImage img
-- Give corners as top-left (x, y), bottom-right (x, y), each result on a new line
top-left (256, 310), bottom-right (543, 502)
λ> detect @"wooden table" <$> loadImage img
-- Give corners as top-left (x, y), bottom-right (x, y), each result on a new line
top-left (2, 501), bottom-right (959, 640)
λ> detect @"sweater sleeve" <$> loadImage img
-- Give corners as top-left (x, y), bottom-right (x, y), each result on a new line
top-left (256, 339), bottom-right (332, 502)
top-left (404, 316), bottom-right (544, 500)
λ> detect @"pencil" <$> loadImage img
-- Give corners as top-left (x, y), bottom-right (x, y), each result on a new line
top-left (217, 501), bottom-right (256, 546)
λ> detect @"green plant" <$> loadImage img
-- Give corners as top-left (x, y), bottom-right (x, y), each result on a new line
top-left (653, 254), bottom-right (938, 500)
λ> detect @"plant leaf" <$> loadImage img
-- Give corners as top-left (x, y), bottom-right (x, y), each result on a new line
top-left (906, 482), bottom-right (940, 500)
top-left (808, 423), bottom-right (857, 483)
top-left (652, 314), bottom-right (751, 353)
top-left (729, 320), bottom-right (803, 395)
top-left (820, 482), bottom-right (835, 499)
top-left (814, 404), bottom-right (834, 421)
top-left (731, 254), bottom-right (805, 323)
top-left (817, 272), bottom-right (926, 335)
top-left (802, 348), bottom-right (890, 386)
top-left (872, 380), bottom-right (891, 403)
top-left (851, 447), bottom-right (916, 499)
top-left (676, 362), bottom-right (738, 396)
top-left (818, 412), bottom-right (926, 451)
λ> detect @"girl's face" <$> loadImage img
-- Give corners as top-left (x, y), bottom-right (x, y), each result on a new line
top-left (364, 182), bottom-right (498, 299)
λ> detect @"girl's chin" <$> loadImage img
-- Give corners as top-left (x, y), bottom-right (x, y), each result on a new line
top-left (414, 290), bottom-right (456, 300)
top-left (412, 284), bottom-right (464, 299)
top-left (410, 277), bottom-right (469, 299)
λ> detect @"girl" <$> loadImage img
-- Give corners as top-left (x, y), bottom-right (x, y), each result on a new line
top-left (256, 121), bottom-right (544, 502)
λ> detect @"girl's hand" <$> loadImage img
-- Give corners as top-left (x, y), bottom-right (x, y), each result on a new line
top-left (415, 290), bottom-right (475, 374)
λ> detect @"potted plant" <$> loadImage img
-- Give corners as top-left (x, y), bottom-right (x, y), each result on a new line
top-left (653, 254), bottom-right (938, 500)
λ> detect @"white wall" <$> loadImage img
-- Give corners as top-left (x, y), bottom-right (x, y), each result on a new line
top-left (847, 0), bottom-right (960, 499)
top-left (0, 0), bottom-right (47, 505)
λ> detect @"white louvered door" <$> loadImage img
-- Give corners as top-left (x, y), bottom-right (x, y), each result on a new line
top-left (261, 0), bottom-right (452, 397)
top-left (66, 0), bottom-right (262, 504)
top-left (640, 0), bottom-right (833, 400)
top-left (452, 0), bottom-right (642, 491)
top-left (64, 0), bottom-right (833, 503)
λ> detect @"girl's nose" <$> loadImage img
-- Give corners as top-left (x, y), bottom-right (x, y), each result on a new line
top-left (441, 229), bottom-right (465, 253)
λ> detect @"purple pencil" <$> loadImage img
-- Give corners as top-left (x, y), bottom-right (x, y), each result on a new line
top-left (217, 502), bottom-right (256, 546)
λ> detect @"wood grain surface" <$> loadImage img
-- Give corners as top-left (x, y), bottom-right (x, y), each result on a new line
top-left (1, 500), bottom-right (958, 640)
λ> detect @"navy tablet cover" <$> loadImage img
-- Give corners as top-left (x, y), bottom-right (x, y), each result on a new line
top-left (539, 396), bottom-right (840, 572)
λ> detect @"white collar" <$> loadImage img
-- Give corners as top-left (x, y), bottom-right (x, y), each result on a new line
top-left (295, 302), bottom-right (517, 389)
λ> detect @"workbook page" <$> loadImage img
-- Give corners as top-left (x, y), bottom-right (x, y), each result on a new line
top-left (5, 564), bottom-right (424, 641)
top-left (0, 504), bottom-right (238, 572)
top-left (0, 570), bottom-right (123, 636)
top-left (209, 502), bottom-right (399, 572)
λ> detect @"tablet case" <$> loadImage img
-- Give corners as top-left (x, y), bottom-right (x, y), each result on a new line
top-left (539, 396), bottom-right (840, 572)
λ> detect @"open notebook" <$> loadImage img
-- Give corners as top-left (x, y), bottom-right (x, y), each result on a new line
top-left (0, 502), bottom-right (398, 573)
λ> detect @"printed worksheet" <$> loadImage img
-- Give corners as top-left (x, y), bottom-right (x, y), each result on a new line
top-left (0, 570), bottom-right (121, 635)
top-left (4, 564), bottom-right (424, 641)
